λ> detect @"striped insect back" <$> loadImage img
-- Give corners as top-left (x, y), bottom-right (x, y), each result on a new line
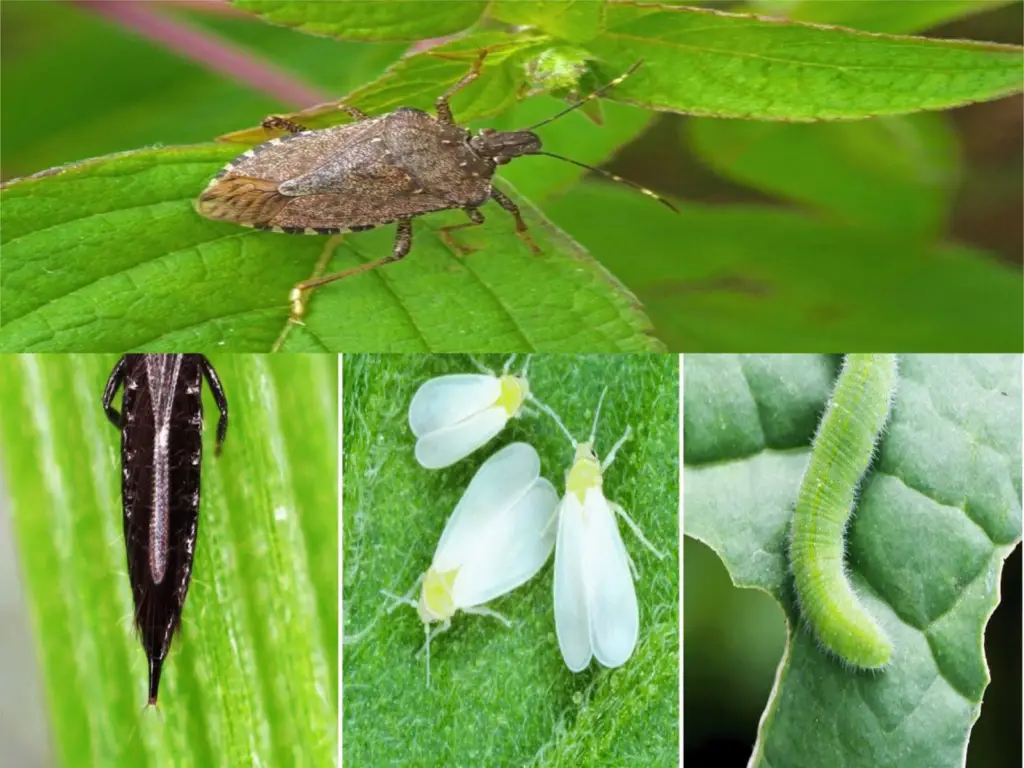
top-left (103, 354), bottom-right (228, 704)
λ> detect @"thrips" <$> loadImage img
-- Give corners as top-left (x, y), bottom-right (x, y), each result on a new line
top-left (102, 354), bottom-right (228, 704)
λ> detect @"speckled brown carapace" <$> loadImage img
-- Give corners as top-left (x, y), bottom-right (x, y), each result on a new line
top-left (196, 107), bottom-right (497, 235)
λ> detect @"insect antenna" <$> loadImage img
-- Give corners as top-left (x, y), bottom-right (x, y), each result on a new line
top-left (530, 397), bottom-right (577, 447)
top-left (524, 60), bottom-right (645, 132)
top-left (589, 387), bottom-right (609, 444)
top-left (534, 151), bottom-right (678, 212)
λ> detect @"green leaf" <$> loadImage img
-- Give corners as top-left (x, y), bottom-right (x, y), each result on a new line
top-left (683, 353), bottom-right (1022, 768)
top-left (491, 0), bottom-right (608, 44)
top-left (685, 113), bottom-right (960, 237)
top-left (0, 354), bottom-right (338, 767)
top-left (542, 184), bottom-right (1024, 351)
top-left (581, 4), bottom-right (1023, 119)
top-left (230, 0), bottom-right (487, 41)
top-left (746, 0), bottom-right (1020, 35)
top-left (0, 145), bottom-right (659, 353)
top-left (220, 31), bottom-right (553, 142)
top-left (343, 354), bottom-right (679, 766)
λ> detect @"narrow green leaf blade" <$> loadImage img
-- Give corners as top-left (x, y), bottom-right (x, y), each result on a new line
top-left (583, 4), bottom-right (1023, 119)
top-left (683, 353), bottom-right (1022, 768)
top-left (0, 146), bottom-right (659, 353)
top-left (230, 0), bottom-right (487, 41)
top-left (0, 353), bottom-right (338, 767)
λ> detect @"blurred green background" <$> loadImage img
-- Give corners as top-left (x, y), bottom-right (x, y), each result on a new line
top-left (3, 0), bottom-right (1020, 266)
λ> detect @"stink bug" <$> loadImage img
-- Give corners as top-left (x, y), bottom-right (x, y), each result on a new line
top-left (195, 51), bottom-right (676, 321)
top-left (103, 354), bottom-right (228, 705)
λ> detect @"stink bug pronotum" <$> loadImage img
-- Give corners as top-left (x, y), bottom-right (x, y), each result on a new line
top-left (195, 51), bottom-right (676, 321)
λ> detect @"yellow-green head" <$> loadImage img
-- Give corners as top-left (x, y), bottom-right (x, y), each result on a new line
top-left (418, 567), bottom-right (458, 623)
top-left (495, 374), bottom-right (529, 416)
top-left (565, 441), bottom-right (602, 503)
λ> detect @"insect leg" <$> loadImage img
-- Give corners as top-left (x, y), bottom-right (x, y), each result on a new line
top-left (381, 572), bottom-right (426, 613)
top-left (339, 105), bottom-right (369, 121)
top-left (288, 219), bottom-right (414, 322)
top-left (490, 188), bottom-right (541, 254)
top-left (437, 206), bottom-right (485, 254)
top-left (611, 502), bottom-right (665, 560)
top-left (199, 356), bottom-right (229, 456)
top-left (261, 115), bottom-right (309, 135)
top-left (102, 356), bottom-right (128, 428)
top-left (463, 605), bottom-right (513, 628)
top-left (434, 50), bottom-right (487, 125)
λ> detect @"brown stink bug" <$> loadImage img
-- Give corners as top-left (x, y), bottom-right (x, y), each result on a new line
top-left (195, 51), bottom-right (675, 321)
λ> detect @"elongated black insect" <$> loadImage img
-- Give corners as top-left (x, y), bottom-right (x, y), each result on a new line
top-left (103, 354), bottom-right (228, 705)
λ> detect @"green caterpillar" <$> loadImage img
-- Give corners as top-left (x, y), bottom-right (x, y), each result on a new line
top-left (790, 353), bottom-right (898, 669)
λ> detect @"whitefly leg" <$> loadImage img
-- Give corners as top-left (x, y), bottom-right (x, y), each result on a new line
top-left (417, 618), bottom-right (451, 688)
top-left (467, 355), bottom-right (495, 376)
top-left (464, 605), bottom-right (513, 628)
top-left (612, 502), bottom-right (666, 561)
top-left (380, 573), bottom-right (425, 613)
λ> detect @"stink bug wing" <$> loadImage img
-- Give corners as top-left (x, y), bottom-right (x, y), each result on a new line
top-left (432, 442), bottom-right (541, 572)
top-left (583, 489), bottom-right (639, 668)
top-left (409, 374), bottom-right (502, 436)
top-left (554, 492), bottom-right (594, 672)
top-left (452, 477), bottom-right (558, 608)
top-left (414, 408), bottom-right (509, 469)
top-left (219, 119), bottom-right (389, 184)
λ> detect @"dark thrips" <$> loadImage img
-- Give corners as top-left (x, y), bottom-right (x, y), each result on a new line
top-left (103, 354), bottom-right (228, 705)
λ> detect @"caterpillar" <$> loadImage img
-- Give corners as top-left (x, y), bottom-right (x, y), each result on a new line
top-left (790, 353), bottom-right (898, 669)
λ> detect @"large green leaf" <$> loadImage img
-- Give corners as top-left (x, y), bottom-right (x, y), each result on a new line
top-left (580, 4), bottom-right (1022, 119)
top-left (0, 145), bottom-right (658, 353)
top-left (0, 354), bottom-right (338, 768)
top-left (342, 354), bottom-right (679, 766)
top-left (746, 0), bottom-right (1020, 35)
top-left (683, 354), bottom-right (1022, 768)
top-left (543, 184), bottom-right (1023, 352)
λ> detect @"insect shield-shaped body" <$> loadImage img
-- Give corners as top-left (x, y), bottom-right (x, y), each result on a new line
top-left (195, 53), bottom-right (674, 319)
top-left (102, 354), bottom-right (228, 705)
top-left (409, 357), bottom-right (533, 469)
top-left (385, 442), bottom-right (558, 685)
top-left (538, 392), bottom-right (665, 672)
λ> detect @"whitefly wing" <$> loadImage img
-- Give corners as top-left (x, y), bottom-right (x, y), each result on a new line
top-left (409, 374), bottom-right (502, 436)
top-left (452, 477), bottom-right (558, 608)
top-left (432, 442), bottom-right (541, 573)
top-left (554, 493), bottom-right (593, 672)
top-left (583, 488), bottom-right (639, 668)
top-left (414, 408), bottom-right (510, 470)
